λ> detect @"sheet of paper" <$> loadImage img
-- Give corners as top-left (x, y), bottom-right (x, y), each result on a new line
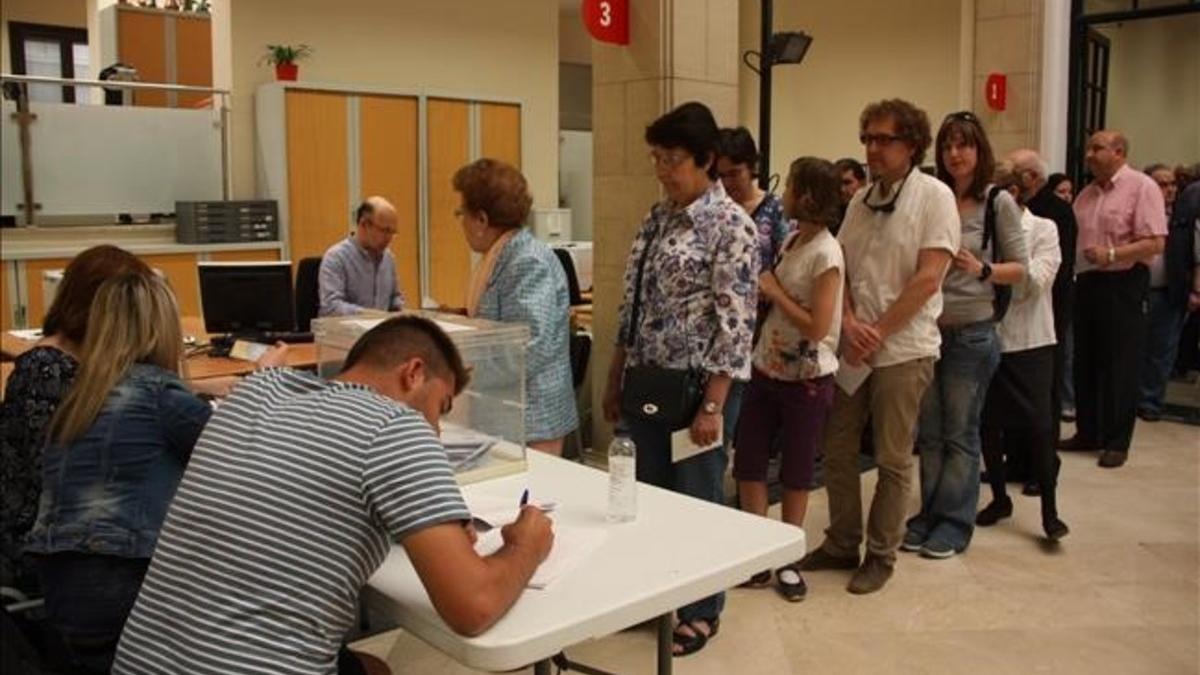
top-left (671, 426), bottom-right (722, 464)
top-left (835, 357), bottom-right (872, 396)
top-left (7, 329), bottom-right (42, 341)
top-left (229, 340), bottom-right (269, 362)
top-left (433, 319), bottom-right (474, 334)
top-left (474, 524), bottom-right (607, 590)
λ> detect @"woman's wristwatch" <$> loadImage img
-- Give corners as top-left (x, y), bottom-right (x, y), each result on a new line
top-left (701, 400), bottom-right (722, 415)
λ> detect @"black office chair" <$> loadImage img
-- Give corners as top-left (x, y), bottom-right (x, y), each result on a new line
top-left (552, 248), bottom-right (585, 307)
top-left (565, 332), bottom-right (592, 460)
top-left (294, 256), bottom-right (322, 332)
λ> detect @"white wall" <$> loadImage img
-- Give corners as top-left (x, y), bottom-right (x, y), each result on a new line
top-left (1097, 13), bottom-right (1200, 169)
top-left (1, 0), bottom-right (88, 74)
top-left (229, 0), bottom-right (560, 210)
top-left (738, 0), bottom-right (963, 177)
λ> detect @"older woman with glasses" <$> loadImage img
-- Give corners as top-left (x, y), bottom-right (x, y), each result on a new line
top-left (602, 101), bottom-right (758, 657)
top-left (453, 158), bottom-right (578, 455)
top-left (903, 111), bottom-right (1029, 560)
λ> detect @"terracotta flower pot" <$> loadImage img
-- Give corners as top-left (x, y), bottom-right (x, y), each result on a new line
top-left (275, 63), bottom-right (299, 81)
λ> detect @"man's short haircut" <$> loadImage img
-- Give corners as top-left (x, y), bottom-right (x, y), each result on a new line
top-left (715, 127), bottom-right (760, 173)
top-left (859, 98), bottom-right (933, 166)
top-left (834, 158), bottom-right (866, 181)
top-left (1009, 149), bottom-right (1048, 182)
top-left (342, 315), bottom-right (471, 394)
top-left (645, 101), bottom-right (721, 179)
top-left (355, 200), bottom-right (375, 225)
top-left (1144, 163), bottom-right (1171, 176)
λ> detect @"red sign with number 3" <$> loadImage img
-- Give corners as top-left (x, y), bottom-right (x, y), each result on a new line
top-left (582, 0), bottom-right (629, 45)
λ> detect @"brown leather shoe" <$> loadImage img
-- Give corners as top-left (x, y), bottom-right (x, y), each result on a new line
top-left (847, 554), bottom-right (893, 594)
top-left (1056, 435), bottom-right (1100, 452)
top-left (799, 547), bottom-right (860, 572)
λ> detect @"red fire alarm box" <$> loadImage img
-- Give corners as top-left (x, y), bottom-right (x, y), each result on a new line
top-left (582, 0), bottom-right (629, 46)
top-left (986, 73), bottom-right (1007, 111)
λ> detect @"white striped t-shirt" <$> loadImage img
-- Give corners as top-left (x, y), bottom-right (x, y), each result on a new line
top-left (113, 368), bottom-right (470, 675)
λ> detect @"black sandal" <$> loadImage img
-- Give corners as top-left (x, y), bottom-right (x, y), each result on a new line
top-left (672, 618), bottom-right (720, 657)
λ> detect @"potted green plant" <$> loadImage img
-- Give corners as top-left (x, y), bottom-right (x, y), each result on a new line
top-left (262, 44), bottom-right (312, 82)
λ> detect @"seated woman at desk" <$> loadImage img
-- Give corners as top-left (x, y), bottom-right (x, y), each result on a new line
top-left (24, 272), bottom-right (221, 672)
top-left (1, 244), bottom-right (150, 599)
top-left (453, 158), bottom-right (579, 455)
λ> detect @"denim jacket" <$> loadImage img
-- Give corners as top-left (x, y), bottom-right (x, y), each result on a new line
top-left (24, 363), bottom-right (211, 560)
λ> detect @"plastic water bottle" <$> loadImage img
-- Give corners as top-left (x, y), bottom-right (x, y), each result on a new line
top-left (607, 435), bottom-right (637, 522)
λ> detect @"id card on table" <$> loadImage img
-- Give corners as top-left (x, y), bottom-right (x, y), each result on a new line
top-left (229, 339), bottom-right (270, 363)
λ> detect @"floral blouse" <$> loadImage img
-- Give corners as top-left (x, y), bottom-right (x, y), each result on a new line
top-left (751, 192), bottom-right (791, 272)
top-left (1, 346), bottom-right (79, 593)
top-left (617, 181), bottom-right (760, 380)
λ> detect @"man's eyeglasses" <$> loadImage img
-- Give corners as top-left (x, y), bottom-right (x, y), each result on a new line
top-left (860, 133), bottom-right (903, 147)
top-left (864, 169), bottom-right (912, 214)
top-left (649, 151), bottom-right (690, 169)
top-left (370, 221), bottom-right (398, 236)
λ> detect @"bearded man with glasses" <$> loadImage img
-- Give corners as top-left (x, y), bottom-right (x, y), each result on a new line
top-left (799, 98), bottom-right (959, 595)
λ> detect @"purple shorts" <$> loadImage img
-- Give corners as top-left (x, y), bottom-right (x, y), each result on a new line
top-left (733, 368), bottom-right (835, 490)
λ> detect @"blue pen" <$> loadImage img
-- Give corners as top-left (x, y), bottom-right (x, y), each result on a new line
top-left (519, 488), bottom-right (529, 508)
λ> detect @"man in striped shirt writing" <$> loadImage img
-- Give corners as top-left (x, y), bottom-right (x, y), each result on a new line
top-left (114, 315), bottom-right (553, 674)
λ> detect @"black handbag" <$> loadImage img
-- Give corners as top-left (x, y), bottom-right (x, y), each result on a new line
top-left (619, 224), bottom-right (706, 430)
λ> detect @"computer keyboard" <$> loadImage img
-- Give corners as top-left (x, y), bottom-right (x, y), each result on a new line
top-left (260, 331), bottom-right (314, 344)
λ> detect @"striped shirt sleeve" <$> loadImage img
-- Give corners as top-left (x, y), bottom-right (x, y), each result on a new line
top-left (361, 413), bottom-right (470, 541)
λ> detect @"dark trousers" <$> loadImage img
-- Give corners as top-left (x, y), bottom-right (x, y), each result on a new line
top-left (38, 552), bottom-right (149, 674)
top-left (1073, 267), bottom-right (1149, 453)
top-left (981, 346), bottom-right (1060, 520)
top-left (626, 416), bottom-right (726, 624)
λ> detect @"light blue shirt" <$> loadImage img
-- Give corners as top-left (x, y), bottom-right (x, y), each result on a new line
top-left (318, 237), bottom-right (405, 317)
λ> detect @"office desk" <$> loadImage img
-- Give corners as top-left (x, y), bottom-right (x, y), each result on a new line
top-left (2, 317), bottom-right (318, 380)
top-left (366, 451), bottom-right (805, 674)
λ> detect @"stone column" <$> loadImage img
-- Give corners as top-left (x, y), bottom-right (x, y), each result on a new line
top-left (974, 0), bottom-right (1045, 157)
top-left (589, 0), bottom-right (740, 455)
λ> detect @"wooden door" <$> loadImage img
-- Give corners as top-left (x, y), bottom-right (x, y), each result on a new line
top-left (360, 95), bottom-right (420, 307)
top-left (141, 253), bottom-right (202, 318)
top-left (480, 102), bottom-right (522, 168)
top-left (427, 99), bottom-right (472, 308)
top-left (1, 262), bottom-right (13, 333)
top-left (285, 90), bottom-right (350, 274)
top-left (174, 14), bottom-right (213, 108)
top-left (118, 9), bottom-right (167, 107)
top-left (23, 258), bottom-right (73, 328)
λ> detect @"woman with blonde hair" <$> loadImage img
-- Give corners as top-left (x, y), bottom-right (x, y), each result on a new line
top-left (24, 273), bottom-right (213, 673)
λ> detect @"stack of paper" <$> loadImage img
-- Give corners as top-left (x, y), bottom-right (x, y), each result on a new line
top-left (441, 428), bottom-right (498, 471)
top-left (473, 524), bottom-right (608, 590)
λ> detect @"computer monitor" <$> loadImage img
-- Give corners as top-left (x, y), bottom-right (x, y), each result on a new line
top-left (198, 261), bottom-right (295, 335)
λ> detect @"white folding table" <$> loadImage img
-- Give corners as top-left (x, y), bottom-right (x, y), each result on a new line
top-left (366, 451), bottom-right (806, 674)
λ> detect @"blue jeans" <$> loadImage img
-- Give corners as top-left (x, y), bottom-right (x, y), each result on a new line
top-left (1138, 287), bottom-right (1188, 415)
top-left (1061, 321), bottom-right (1076, 411)
top-left (625, 416), bottom-right (726, 624)
top-left (908, 322), bottom-right (1000, 552)
top-left (39, 552), bottom-right (149, 673)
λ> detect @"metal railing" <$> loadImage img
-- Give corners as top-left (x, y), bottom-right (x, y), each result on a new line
top-left (0, 73), bottom-right (232, 226)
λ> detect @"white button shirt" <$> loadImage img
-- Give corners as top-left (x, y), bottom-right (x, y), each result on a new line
top-left (998, 208), bottom-right (1061, 353)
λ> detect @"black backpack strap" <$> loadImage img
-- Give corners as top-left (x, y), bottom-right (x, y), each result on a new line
top-left (983, 186), bottom-right (1012, 322)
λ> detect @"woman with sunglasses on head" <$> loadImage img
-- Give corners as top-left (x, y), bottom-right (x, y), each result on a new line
top-left (903, 111), bottom-right (1029, 560)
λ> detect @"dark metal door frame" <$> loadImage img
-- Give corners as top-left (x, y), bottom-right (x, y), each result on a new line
top-left (1065, 0), bottom-right (1200, 186)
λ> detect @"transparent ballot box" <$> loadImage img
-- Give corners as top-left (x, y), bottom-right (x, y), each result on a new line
top-left (313, 311), bottom-right (529, 484)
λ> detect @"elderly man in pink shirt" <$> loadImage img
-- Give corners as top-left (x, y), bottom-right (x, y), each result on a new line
top-left (1058, 130), bottom-right (1166, 468)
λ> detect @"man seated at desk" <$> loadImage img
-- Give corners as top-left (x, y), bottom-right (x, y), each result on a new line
top-left (114, 316), bottom-right (554, 674)
top-left (319, 196), bottom-right (408, 317)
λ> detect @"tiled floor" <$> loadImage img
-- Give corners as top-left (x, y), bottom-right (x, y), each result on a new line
top-left (352, 419), bottom-right (1200, 674)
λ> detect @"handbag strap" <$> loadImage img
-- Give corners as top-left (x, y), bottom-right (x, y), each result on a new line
top-left (625, 223), bottom-right (662, 348)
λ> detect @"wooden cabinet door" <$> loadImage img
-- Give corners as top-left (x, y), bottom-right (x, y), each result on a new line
top-left (360, 95), bottom-right (420, 307)
top-left (427, 99), bottom-right (472, 308)
top-left (481, 102), bottom-right (522, 168)
top-left (285, 90), bottom-right (350, 274)
top-left (175, 14), bottom-right (213, 108)
top-left (118, 10), bottom-right (167, 107)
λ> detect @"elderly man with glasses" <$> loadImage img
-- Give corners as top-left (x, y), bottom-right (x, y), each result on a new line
top-left (799, 99), bottom-right (959, 594)
top-left (319, 195), bottom-right (408, 317)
